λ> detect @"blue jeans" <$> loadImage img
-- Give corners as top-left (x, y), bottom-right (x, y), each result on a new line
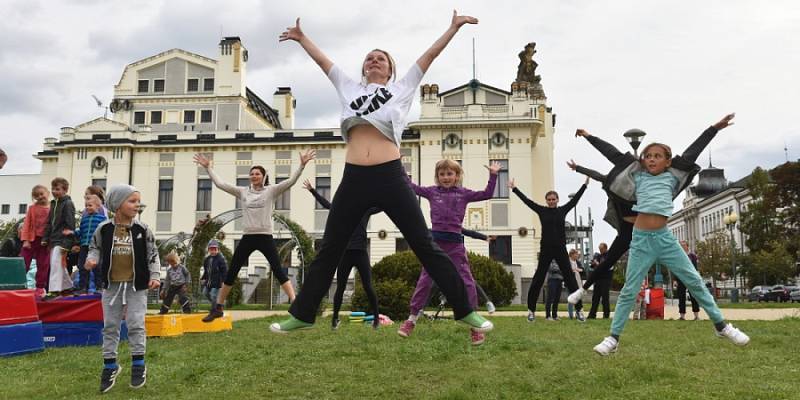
top-left (204, 286), bottom-right (220, 308)
top-left (611, 227), bottom-right (724, 336)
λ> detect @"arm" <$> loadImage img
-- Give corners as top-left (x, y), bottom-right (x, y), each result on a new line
top-left (307, 187), bottom-right (331, 210)
top-left (404, 173), bottom-right (434, 198)
top-left (680, 114), bottom-right (734, 164)
top-left (42, 208), bottom-right (53, 244)
top-left (20, 208), bottom-right (35, 243)
top-left (461, 228), bottom-right (488, 241)
top-left (576, 129), bottom-right (627, 165)
top-left (63, 200), bottom-right (76, 233)
top-left (568, 159), bottom-right (607, 183)
top-left (183, 266), bottom-right (191, 286)
top-left (200, 260), bottom-right (208, 281)
top-left (562, 183), bottom-right (588, 213)
top-left (279, 18), bottom-right (334, 74)
top-left (465, 163), bottom-right (499, 202)
top-left (511, 185), bottom-right (544, 213)
top-left (415, 11), bottom-right (478, 73)
top-left (207, 168), bottom-right (243, 198)
top-left (271, 149), bottom-right (315, 194)
top-left (85, 223), bottom-right (104, 270)
top-left (145, 228), bottom-right (161, 289)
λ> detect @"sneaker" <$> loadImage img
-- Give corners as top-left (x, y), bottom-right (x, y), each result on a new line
top-left (567, 288), bottom-right (585, 305)
top-left (99, 365), bottom-right (121, 393)
top-left (552, 317), bottom-right (560, 321)
top-left (527, 311), bottom-right (535, 322)
top-left (546, 317), bottom-right (554, 321)
top-left (679, 314), bottom-right (686, 321)
top-left (593, 336), bottom-right (618, 356)
top-left (331, 318), bottom-right (341, 331)
top-left (470, 329), bottom-right (485, 346)
top-left (202, 308), bottom-right (223, 323)
top-left (715, 323), bottom-right (750, 346)
top-left (397, 320), bottom-right (415, 338)
top-left (693, 314), bottom-right (700, 321)
top-left (459, 312), bottom-right (494, 333)
top-left (486, 301), bottom-right (496, 314)
top-left (130, 365), bottom-right (146, 389)
top-left (269, 316), bottom-right (313, 334)
top-left (576, 311), bottom-right (586, 322)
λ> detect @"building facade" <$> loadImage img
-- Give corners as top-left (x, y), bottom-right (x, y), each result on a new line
top-left (0, 174), bottom-right (41, 224)
top-left (35, 38), bottom-right (559, 303)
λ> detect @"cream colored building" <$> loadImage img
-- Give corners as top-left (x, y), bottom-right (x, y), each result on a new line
top-left (36, 37), bottom-right (558, 303)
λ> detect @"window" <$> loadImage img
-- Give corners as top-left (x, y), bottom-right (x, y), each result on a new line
top-left (184, 110), bottom-right (195, 123)
top-left (91, 179), bottom-right (107, 192)
top-left (158, 180), bottom-right (173, 211)
top-left (134, 111), bottom-right (146, 125)
top-left (315, 177), bottom-right (331, 210)
top-left (275, 177), bottom-right (290, 210)
top-left (187, 78), bottom-right (199, 92)
top-left (203, 78), bottom-right (214, 91)
top-left (200, 110), bottom-right (213, 123)
top-left (18, 204), bottom-right (27, 214)
top-left (151, 111), bottom-right (163, 124)
top-left (491, 159), bottom-right (509, 198)
top-left (489, 235), bottom-right (512, 264)
top-left (235, 178), bottom-right (249, 209)
top-left (153, 79), bottom-right (165, 93)
top-left (137, 80), bottom-right (149, 93)
top-left (1, 204), bottom-right (9, 214)
top-left (197, 179), bottom-right (212, 211)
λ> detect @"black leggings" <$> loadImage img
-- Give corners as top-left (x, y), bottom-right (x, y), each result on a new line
top-left (332, 249), bottom-right (379, 323)
top-left (588, 277), bottom-right (611, 319)
top-left (582, 221), bottom-right (634, 290)
top-left (528, 246), bottom-right (582, 312)
top-left (289, 159), bottom-right (472, 323)
top-left (225, 234), bottom-right (289, 286)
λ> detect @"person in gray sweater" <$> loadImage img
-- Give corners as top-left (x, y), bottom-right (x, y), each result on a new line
top-left (159, 252), bottom-right (192, 314)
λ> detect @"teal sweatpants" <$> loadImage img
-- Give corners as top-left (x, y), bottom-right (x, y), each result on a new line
top-left (610, 227), bottom-right (724, 336)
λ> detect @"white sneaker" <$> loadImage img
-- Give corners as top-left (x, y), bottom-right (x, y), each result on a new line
top-left (568, 288), bottom-right (585, 305)
top-left (527, 311), bottom-right (535, 322)
top-left (715, 323), bottom-right (750, 346)
top-left (486, 301), bottom-right (496, 314)
top-left (593, 336), bottom-right (618, 356)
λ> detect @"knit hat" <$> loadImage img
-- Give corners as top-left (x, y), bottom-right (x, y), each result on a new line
top-left (106, 184), bottom-right (139, 213)
top-left (207, 239), bottom-right (220, 249)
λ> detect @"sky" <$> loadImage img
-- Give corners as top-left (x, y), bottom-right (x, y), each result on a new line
top-left (1, 0), bottom-right (799, 246)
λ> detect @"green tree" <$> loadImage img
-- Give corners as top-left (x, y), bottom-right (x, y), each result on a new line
top-left (739, 167), bottom-right (780, 253)
top-left (739, 240), bottom-right (796, 286)
top-left (767, 161), bottom-right (800, 258)
top-left (695, 231), bottom-right (733, 289)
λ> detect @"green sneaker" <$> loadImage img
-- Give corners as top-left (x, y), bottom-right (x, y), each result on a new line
top-left (459, 312), bottom-right (494, 333)
top-left (269, 316), bottom-right (313, 334)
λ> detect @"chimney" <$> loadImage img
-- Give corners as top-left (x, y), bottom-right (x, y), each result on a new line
top-left (273, 87), bottom-right (295, 129)
top-left (217, 37), bottom-right (247, 96)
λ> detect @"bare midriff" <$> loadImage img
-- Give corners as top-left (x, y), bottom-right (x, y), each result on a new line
top-left (633, 213), bottom-right (668, 230)
top-left (623, 216), bottom-right (638, 224)
top-left (345, 124), bottom-right (401, 166)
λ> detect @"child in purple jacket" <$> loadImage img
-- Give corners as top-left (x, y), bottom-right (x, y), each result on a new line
top-left (398, 160), bottom-right (499, 345)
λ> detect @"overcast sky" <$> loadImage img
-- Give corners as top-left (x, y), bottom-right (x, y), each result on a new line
top-left (2, 0), bottom-right (799, 246)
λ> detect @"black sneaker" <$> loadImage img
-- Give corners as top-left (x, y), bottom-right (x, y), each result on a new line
top-left (130, 365), bottom-right (147, 389)
top-left (202, 308), bottom-right (223, 323)
top-left (99, 365), bottom-right (121, 394)
top-left (576, 311), bottom-right (586, 322)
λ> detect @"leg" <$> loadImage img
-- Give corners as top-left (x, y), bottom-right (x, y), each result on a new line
top-left (676, 279), bottom-right (688, 317)
top-left (256, 236), bottom-right (295, 302)
top-left (33, 240), bottom-right (50, 290)
top-left (552, 283), bottom-right (563, 319)
top-left (101, 282), bottom-right (125, 360)
top-left (331, 251), bottom-right (354, 326)
top-left (408, 269), bottom-right (434, 316)
top-left (125, 285), bottom-right (149, 357)
top-left (440, 241), bottom-right (479, 309)
top-left (160, 286), bottom-right (178, 314)
top-left (178, 288), bottom-right (192, 313)
top-left (609, 232), bottom-right (658, 337)
top-left (600, 278), bottom-right (612, 318)
top-left (78, 246), bottom-right (90, 292)
top-left (589, 285), bottom-right (602, 319)
top-left (555, 249), bottom-right (582, 312)
top-left (527, 249), bottom-right (553, 313)
top-left (583, 223), bottom-right (632, 290)
top-left (352, 249), bottom-right (379, 328)
top-left (214, 235), bottom-right (259, 308)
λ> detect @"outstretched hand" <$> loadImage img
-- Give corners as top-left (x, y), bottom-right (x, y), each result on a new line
top-left (279, 18), bottom-right (304, 43)
top-left (567, 159), bottom-right (578, 171)
top-left (299, 149), bottom-right (316, 166)
top-left (507, 178), bottom-right (516, 189)
top-left (451, 10), bottom-right (478, 29)
top-left (485, 161), bottom-right (502, 175)
top-left (193, 153), bottom-right (210, 169)
top-left (575, 129), bottom-right (590, 138)
top-left (302, 179), bottom-right (313, 191)
top-left (713, 113), bottom-right (735, 131)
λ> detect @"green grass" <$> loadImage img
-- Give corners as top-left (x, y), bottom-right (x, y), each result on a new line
top-left (716, 301), bottom-right (800, 309)
top-left (2, 317), bottom-right (798, 399)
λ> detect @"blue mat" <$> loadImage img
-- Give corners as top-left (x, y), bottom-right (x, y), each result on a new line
top-left (0, 321), bottom-right (44, 357)
top-left (42, 322), bottom-right (103, 347)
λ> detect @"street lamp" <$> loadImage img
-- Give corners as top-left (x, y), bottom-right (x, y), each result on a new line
top-left (623, 129), bottom-right (647, 157)
top-left (137, 203), bottom-right (147, 220)
top-left (723, 211), bottom-right (739, 303)
top-left (568, 192), bottom-right (578, 246)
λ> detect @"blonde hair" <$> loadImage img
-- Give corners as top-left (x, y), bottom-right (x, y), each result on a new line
top-left (568, 248), bottom-right (580, 256)
top-left (362, 49), bottom-right (396, 83)
top-left (165, 252), bottom-right (181, 265)
top-left (434, 159), bottom-right (463, 186)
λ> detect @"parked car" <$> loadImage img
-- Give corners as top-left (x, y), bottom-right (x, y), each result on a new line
top-left (748, 286), bottom-right (770, 302)
top-left (763, 285), bottom-right (791, 302)
top-left (790, 287), bottom-right (800, 303)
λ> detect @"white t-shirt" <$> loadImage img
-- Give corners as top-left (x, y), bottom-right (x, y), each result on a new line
top-left (327, 63), bottom-right (424, 146)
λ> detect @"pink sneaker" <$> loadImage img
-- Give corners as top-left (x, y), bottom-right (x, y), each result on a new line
top-left (397, 320), bottom-right (415, 338)
top-left (470, 329), bottom-right (485, 346)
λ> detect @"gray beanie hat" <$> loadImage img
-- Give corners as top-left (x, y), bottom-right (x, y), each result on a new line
top-left (106, 184), bottom-right (139, 213)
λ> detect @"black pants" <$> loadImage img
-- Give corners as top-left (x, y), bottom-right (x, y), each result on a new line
top-left (225, 234), bottom-right (288, 286)
top-left (583, 221), bottom-right (633, 290)
top-left (588, 277), bottom-right (612, 319)
top-left (546, 280), bottom-right (562, 319)
top-left (289, 160), bottom-right (472, 323)
top-left (77, 245), bottom-right (103, 291)
top-left (161, 285), bottom-right (191, 313)
top-left (676, 278), bottom-right (700, 314)
top-left (332, 249), bottom-right (379, 323)
top-left (528, 246), bottom-right (582, 312)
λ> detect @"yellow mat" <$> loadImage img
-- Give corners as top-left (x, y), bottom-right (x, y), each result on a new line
top-left (181, 313), bottom-right (233, 333)
top-left (145, 314), bottom-right (184, 337)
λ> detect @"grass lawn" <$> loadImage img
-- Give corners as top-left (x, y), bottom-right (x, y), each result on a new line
top-left (2, 317), bottom-right (798, 399)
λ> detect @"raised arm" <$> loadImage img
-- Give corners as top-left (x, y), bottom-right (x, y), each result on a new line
top-left (568, 159), bottom-right (607, 183)
top-left (562, 181), bottom-right (588, 213)
top-left (681, 113), bottom-right (734, 164)
top-left (304, 179), bottom-right (331, 210)
top-left (279, 18), bottom-right (334, 75)
top-left (404, 173), bottom-right (435, 199)
top-left (508, 178), bottom-right (544, 213)
top-left (576, 129), bottom-right (628, 165)
top-left (465, 162), bottom-right (499, 202)
top-left (416, 10), bottom-right (478, 73)
top-left (271, 149), bottom-right (316, 194)
top-left (193, 154), bottom-right (241, 197)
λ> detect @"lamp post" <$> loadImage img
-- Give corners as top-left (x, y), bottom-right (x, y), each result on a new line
top-left (568, 193), bottom-right (578, 249)
top-left (137, 203), bottom-right (147, 220)
top-left (723, 212), bottom-right (739, 303)
top-left (623, 129), bottom-right (647, 157)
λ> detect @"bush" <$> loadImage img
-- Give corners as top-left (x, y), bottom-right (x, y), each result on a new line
top-left (468, 252), bottom-right (517, 307)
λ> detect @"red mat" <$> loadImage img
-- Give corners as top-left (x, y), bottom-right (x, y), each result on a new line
top-left (0, 290), bottom-right (39, 326)
top-left (37, 297), bottom-right (103, 323)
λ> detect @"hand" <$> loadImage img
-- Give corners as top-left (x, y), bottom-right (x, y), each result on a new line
top-left (575, 129), bottom-right (590, 138)
top-left (22, 241), bottom-right (31, 249)
top-left (485, 161), bottom-right (501, 175)
top-left (507, 178), bottom-right (516, 189)
top-left (713, 113), bottom-right (735, 130)
top-left (584, 175), bottom-right (590, 185)
top-left (299, 149), bottom-right (316, 166)
top-left (71, 245), bottom-right (80, 253)
top-left (487, 235), bottom-right (497, 243)
top-left (149, 279), bottom-right (161, 290)
top-left (567, 159), bottom-right (577, 171)
top-left (193, 153), bottom-right (211, 169)
top-left (279, 18), bottom-right (305, 43)
top-left (85, 259), bottom-right (97, 270)
top-left (40, 240), bottom-right (48, 247)
top-left (302, 179), bottom-right (313, 191)
top-left (451, 10), bottom-right (478, 29)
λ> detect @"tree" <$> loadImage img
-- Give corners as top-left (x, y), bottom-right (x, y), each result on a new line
top-left (767, 161), bottom-right (800, 258)
top-left (739, 240), bottom-right (796, 286)
top-left (739, 167), bottom-right (780, 253)
top-left (695, 231), bottom-right (733, 290)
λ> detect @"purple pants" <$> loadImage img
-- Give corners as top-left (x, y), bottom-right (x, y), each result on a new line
top-left (409, 240), bottom-right (478, 315)
top-left (20, 237), bottom-right (50, 289)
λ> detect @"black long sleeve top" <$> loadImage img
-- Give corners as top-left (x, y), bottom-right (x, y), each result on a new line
top-left (308, 187), bottom-right (380, 250)
top-left (513, 184), bottom-right (587, 247)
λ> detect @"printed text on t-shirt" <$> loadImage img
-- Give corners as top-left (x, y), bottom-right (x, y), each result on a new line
top-left (350, 87), bottom-right (393, 116)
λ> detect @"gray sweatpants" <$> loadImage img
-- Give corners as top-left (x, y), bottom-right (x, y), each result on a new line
top-left (102, 281), bottom-right (148, 359)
